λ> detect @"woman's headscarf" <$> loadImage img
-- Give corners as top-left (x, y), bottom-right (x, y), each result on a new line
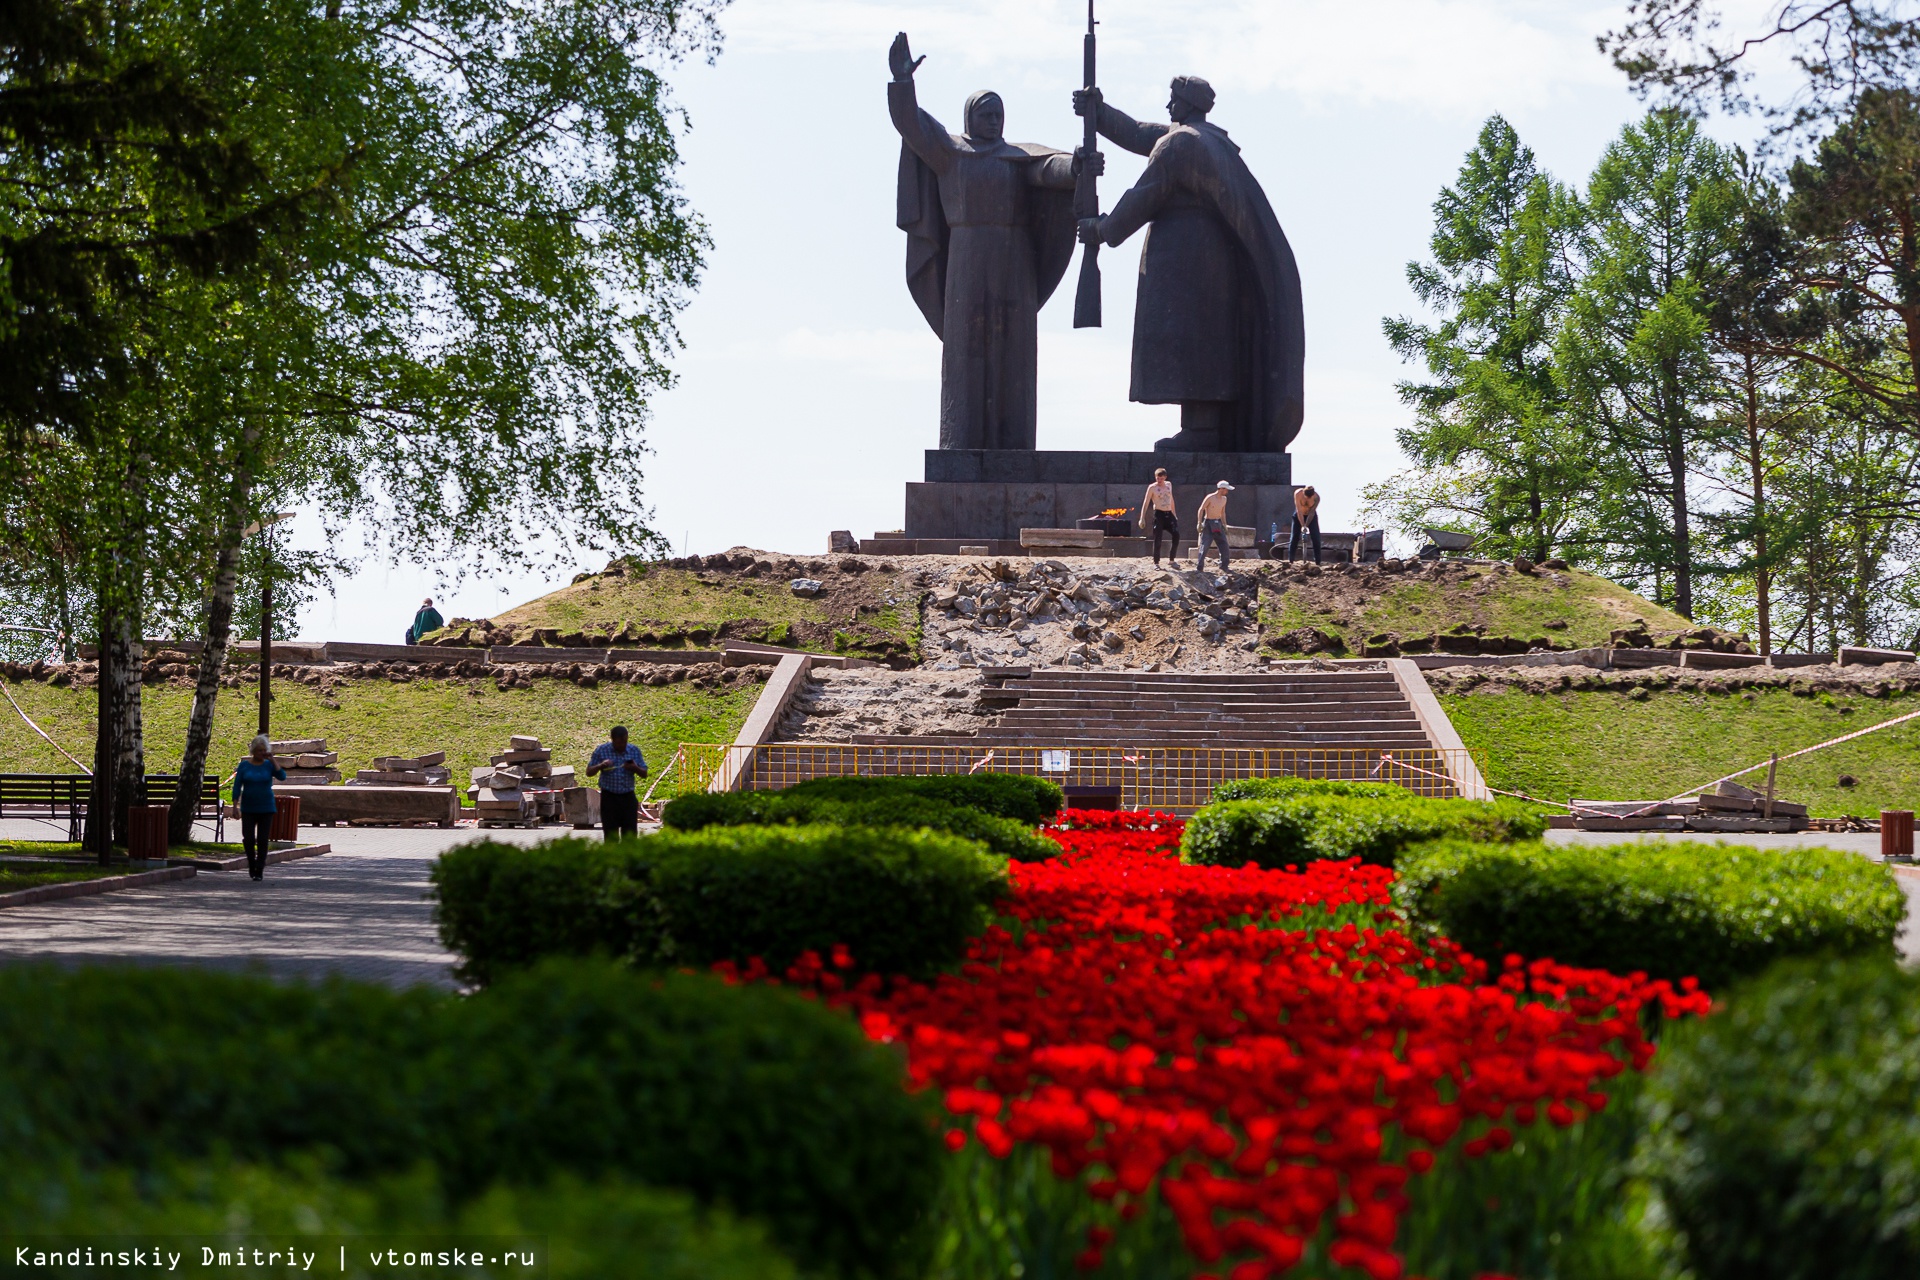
top-left (963, 90), bottom-right (1005, 139)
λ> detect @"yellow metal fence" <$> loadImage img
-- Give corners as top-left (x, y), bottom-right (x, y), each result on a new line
top-left (648, 743), bottom-right (1483, 813)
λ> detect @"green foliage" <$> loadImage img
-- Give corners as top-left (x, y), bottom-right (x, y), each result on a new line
top-left (661, 788), bottom-right (1059, 862)
top-left (1181, 793), bottom-right (1546, 869)
top-left (1209, 776), bottom-right (1407, 803)
top-left (1377, 114), bottom-right (1590, 563)
top-left (1395, 1071), bottom-right (1658, 1280)
top-left (0, 961), bottom-right (939, 1280)
top-left (1394, 839), bottom-right (1903, 989)
top-left (1642, 956), bottom-right (1920, 1280)
top-left (785, 773), bottom-right (1065, 824)
top-left (433, 827), bottom-right (1009, 985)
top-left (3, 1161), bottom-right (798, 1280)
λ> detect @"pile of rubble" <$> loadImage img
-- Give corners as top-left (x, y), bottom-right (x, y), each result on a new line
top-left (1427, 661), bottom-right (1920, 698)
top-left (917, 558), bottom-right (1265, 671)
top-left (469, 735), bottom-right (593, 829)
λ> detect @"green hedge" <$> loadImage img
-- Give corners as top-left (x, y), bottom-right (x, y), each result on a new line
top-left (434, 826), bottom-right (1009, 985)
top-left (1393, 840), bottom-right (1903, 989)
top-left (1209, 776), bottom-right (1408, 803)
top-left (2, 1162), bottom-right (798, 1280)
top-left (1642, 956), bottom-right (1920, 1280)
top-left (1181, 793), bottom-right (1546, 869)
top-left (785, 773), bottom-right (1064, 823)
top-left (0, 961), bottom-right (940, 1280)
top-left (660, 790), bottom-right (1059, 862)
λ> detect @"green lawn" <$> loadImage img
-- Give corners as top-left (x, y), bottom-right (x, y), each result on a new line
top-left (1262, 564), bottom-right (1691, 654)
top-left (0, 865), bottom-right (136, 892)
top-left (1443, 685), bottom-right (1920, 816)
top-left (0, 679), bottom-right (760, 797)
top-left (480, 563), bottom-right (923, 658)
top-left (0, 840), bottom-right (240, 858)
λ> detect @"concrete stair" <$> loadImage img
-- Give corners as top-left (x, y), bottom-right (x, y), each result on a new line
top-left (752, 665), bottom-right (1485, 809)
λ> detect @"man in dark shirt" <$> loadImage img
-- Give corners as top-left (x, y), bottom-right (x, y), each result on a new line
top-left (586, 725), bottom-right (648, 840)
top-left (408, 598), bottom-right (445, 645)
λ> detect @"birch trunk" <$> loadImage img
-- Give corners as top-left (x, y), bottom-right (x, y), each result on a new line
top-left (171, 463), bottom-right (253, 843)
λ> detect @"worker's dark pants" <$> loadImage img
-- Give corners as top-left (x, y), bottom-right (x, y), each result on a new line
top-left (241, 812), bottom-right (273, 878)
top-left (1288, 512), bottom-right (1322, 563)
top-left (602, 791), bottom-right (640, 841)
top-left (1151, 510), bottom-right (1180, 562)
top-left (1198, 519), bottom-right (1231, 572)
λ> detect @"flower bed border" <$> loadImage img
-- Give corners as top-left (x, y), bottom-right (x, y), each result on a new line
top-left (0, 864), bottom-right (196, 908)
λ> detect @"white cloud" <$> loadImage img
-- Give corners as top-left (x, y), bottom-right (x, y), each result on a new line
top-left (726, 0), bottom-right (1621, 114)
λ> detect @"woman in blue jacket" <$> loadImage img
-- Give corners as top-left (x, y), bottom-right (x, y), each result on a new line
top-left (233, 735), bottom-right (286, 880)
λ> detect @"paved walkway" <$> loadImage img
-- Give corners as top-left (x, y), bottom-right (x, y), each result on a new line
top-left (0, 820), bottom-right (568, 989)
top-left (3, 822), bottom-right (1913, 987)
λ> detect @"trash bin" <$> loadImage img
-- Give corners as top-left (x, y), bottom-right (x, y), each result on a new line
top-left (269, 795), bottom-right (301, 842)
top-left (127, 804), bottom-right (170, 862)
top-left (1882, 810), bottom-right (1913, 862)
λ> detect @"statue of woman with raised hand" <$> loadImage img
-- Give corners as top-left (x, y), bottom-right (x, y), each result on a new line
top-left (890, 32), bottom-right (1091, 451)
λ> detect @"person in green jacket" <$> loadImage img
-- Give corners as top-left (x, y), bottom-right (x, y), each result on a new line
top-left (407, 597), bottom-right (445, 645)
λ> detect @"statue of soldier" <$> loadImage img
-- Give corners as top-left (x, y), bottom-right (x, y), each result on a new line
top-left (890, 32), bottom-right (1092, 451)
top-left (1073, 77), bottom-right (1305, 453)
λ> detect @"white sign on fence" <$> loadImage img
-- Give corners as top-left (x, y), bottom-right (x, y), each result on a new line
top-left (1040, 750), bottom-right (1072, 774)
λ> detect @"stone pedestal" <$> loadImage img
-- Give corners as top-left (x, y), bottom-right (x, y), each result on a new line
top-left (901, 450), bottom-right (1294, 542)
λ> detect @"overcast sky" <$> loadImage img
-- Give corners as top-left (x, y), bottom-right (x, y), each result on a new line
top-left (303, 0), bottom-right (1778, 639)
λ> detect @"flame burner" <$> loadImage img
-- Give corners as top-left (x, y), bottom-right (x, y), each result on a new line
top-left (1077, 509), bottom-right (1134, 538)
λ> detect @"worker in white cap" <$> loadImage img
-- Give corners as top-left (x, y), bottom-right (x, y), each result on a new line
top-left (1196, 480), bottom-right (1233, 573)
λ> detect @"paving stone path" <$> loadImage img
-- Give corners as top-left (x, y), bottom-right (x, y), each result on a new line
top-left (1, 823), bottom-right (1912, 986)
top-left (0, 820), bottom-right (563, 989)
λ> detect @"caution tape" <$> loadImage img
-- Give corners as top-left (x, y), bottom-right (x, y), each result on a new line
top-left (0, 679), bottom-right (92, 775)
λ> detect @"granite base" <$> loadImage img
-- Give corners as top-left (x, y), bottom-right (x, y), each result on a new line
top-left (904, 449), bottom-right (1295, 543)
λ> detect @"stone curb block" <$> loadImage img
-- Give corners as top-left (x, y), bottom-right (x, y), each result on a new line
top-left (0, 863), bottom-right (196, 909)
top-left (176, 841), bottom-right (331, 872)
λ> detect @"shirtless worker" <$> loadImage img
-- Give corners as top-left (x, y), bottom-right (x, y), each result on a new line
top-left (1287, 484), bottom-right (1322, 563)
top-left (1196, 481), bottom-right (1233, 573)
top-left (1139, 467), bottom-right (1180, 566)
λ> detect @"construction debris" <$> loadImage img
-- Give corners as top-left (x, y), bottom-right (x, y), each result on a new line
top-left (351, 747), bottom-right (450, 786)
top-left (270, 737), bottom-right (340, 785)
top-left (466, 734), bottom-right (594, 828)
top-left (1568, 779), bottom-right (1811, 833)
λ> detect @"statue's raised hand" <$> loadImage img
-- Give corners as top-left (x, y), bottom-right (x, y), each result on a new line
top-left (889, 32), bottom-right (925, 81)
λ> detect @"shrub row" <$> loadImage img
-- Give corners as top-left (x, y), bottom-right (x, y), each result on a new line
top-left (1209, 776), bottom-right (1408, 803)
top-left (1182, 790), bottom-right (1546, 869)
top-left (3, 1163), bottom-right (797, 1280)
top-left (784, 773), bottom-right (1064, 824)
top-left (661, 790), bottom-right (1059, 862)
top-left (433, 825), bottom-right (1009, 986)
top-left (1647, 956), bottom-right (1920, 1280)
top-left (0, 961), bottom-right (938, 1279)
top-left (1393, 839), bottom-right (1904, 990)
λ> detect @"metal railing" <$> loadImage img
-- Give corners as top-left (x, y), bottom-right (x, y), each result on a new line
top-left (656, 743), bottom-right (1484, 812)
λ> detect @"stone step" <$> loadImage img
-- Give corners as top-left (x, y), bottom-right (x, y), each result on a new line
top-left (1005, 694), bottom-right (1418, 712)
top-left (846, 732), bottom-right (1437, 748)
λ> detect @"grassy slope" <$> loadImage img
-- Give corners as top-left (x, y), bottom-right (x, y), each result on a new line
top-left (1263, 564), bottom-right (1691, 654)
top-left (1444, 685), bottom-right (1920, 816)
top-left (483, 564), bottom-right (922, 657)
top-left (0, 679), bottom-right (759, 798)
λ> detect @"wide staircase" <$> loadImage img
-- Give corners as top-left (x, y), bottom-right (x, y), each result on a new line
top-left (749, 665), bottom-right (1483, 811)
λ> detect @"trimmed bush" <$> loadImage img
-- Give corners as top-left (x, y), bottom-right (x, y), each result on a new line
top-left (434, 826), bottom-right (1009, 984)
top-left (0, 961), bottom-right (940, 1280)
top-left (1209, 776), bottom-right (1407, 803)
top-left (2, 1162), bottom-right (799, 1280)
top-left (1182, 793), bottom-right (1546, 869)
top-left (1642, 956), bottom-right (1920, 1280)
top-left (660, 789), bottom-right (1059, 862)
top-left (785, 773), bottom-right (1064, 823)
top-left (1394, 839), bottom-right (1903, 989)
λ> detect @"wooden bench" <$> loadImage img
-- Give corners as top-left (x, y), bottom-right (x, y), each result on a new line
top-left (141, 773), bottom-right (225, 842)
top-left (0, 773), bottom-right (223, 842)
top-left (0, 774), bottom-right (92, 841)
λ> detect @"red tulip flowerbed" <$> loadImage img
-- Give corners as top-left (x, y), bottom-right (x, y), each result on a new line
top-left (725, 811), bottom-right (1708, 1279)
